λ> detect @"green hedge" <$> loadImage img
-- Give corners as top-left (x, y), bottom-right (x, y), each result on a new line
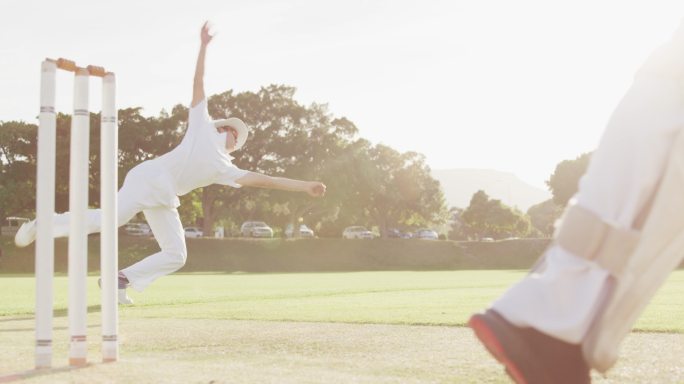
top-left (6, 235), bottom-right (682, 274)
top-left (0, 235), bottom-right (551, 273)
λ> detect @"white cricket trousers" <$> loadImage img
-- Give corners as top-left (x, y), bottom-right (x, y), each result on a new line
top-left (49, 175), bottom-right (187, 292)
top-left (492, 74), bottom-right (684, 343)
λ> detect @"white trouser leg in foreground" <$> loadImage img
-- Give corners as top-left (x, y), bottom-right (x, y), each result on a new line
top-left (580, 129), bottom-right (684, 371)
top-left (492, 74), bottom-right (684, 372)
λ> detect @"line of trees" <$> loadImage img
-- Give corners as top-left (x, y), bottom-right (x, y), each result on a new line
top-left (0, 83), bottom-right (595, 240)
top-left (0, 85), bottom-right (448, 238)
top-left (448, 152), bottom-right (592, 240)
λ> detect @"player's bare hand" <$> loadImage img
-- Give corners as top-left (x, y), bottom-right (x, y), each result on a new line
top-left (306, 182), bottom-right (327, 197)
top-left (200, 21), bottom-right (214, 46)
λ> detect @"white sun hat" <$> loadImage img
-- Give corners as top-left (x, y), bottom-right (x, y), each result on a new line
top-left (213, 117), bottom-right (249, 151)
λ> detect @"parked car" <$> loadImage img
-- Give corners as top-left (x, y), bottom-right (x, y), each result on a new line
top-left (342, 226), bottom-right (374, 239)
top-left (414, 228), bottom-right (439, 240)
top-left (1, 216), bottom-right (29, 236)
top-left (387, 228), bottom-right (412, 239)
top-left (184, 227), bottom-right (203, 238)
top-left (124, 222), bottom-right (151, 236)
top-left (481, 237), bottom-right (495, 242)
top-left (285, 224), bottom-right (315, 238)
top-left (241, 221), bottom-right (274, 238)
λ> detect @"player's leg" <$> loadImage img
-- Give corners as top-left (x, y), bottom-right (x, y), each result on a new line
top-left (14, 182), bottom-right (144, 247)
top-left (120, 207), bottom-right (187, 292)
top-left (469, 74), bottom-right (684, 380)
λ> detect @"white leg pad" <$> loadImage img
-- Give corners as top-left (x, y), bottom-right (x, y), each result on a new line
top-left (559, 130), bottom-right (684, 372)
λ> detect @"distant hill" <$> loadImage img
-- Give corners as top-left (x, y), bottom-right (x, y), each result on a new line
top-left (431, 169), bottom-right (551, 212)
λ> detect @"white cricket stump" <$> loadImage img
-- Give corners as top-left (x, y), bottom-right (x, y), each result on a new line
top-left (68, 67), bottom-right (90, 367)
top-left (35, 59), bottom-right (57, 370)
top-left (100, 72), bottom-right (119, 363)
top-left (33, 58), bottom-right (119, 369)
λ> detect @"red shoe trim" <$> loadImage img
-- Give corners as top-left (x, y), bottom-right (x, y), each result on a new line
top-left (469, 315), bottom-right (528, 384)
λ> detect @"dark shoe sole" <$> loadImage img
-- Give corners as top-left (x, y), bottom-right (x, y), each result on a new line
top-left (469, 314), bottom-right (528, 384)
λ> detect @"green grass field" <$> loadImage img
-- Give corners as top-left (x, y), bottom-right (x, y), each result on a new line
top-left (2, 270), bottom-right (684, 383)
top-left (3, 270), bottom-right (684, 331)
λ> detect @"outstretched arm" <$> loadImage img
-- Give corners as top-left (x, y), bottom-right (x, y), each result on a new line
top-left (236, 172), bottom-right (327, 197)
top-left (192, 21), bottom-right (214, 108)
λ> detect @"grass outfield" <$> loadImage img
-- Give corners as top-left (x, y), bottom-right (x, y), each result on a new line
top-left (1, 271), bottom-right (684, 383)
top-left (2, 270), bottom-right (684, 331)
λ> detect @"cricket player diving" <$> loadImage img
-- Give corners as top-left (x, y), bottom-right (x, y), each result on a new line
top-left (15, 21), bottom-right (327, 304)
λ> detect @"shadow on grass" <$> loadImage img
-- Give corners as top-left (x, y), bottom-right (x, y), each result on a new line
top-left (0, 361), bottom-right (115, 383)
top-left (0, 304), bottom-right (102, 329)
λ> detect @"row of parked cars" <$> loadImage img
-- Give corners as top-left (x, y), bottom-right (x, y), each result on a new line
top-left (124, 221), bottom-right (313, 239)
top-left (124, 223), bottom-right (205, 238)
top-left (342, 226), bottom-right (439, 240)
top-left (125, 221), bottom-right (439, 240)
top-left (240, 221), bottom-right (315, 238)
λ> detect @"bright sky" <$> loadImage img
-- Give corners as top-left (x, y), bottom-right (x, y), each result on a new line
top-left (2, 0), bottom-right (683, 189)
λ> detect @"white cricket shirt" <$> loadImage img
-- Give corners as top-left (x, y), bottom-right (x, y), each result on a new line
top-left (124, 99), bottom-right (248, 208)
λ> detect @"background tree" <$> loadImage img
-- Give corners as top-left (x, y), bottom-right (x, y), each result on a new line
top-left (364, 146), bottom-right (447, 237)
top-left (546, 152), bottom-right (591, 207)
top-left (199, 85), bottom-right (360, 236)
top-left (447, 207), bottom-right (467, 240)
top-left (461, 190), bottom-right (532, 239)
top-left (0, 121), bottom-right (37, 219)
top-left (527, 199), bottom-right (562, 237)
top-left (1, 84), bottom-right (449, 239)
top-left (315, 138), bottom-right (376, 237)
